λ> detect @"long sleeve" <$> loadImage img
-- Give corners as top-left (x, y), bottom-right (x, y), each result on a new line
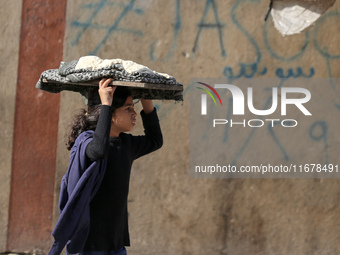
top-left (130, 107), bottom-right (163, 160)
top-left (86, 105), bottom-right (112, 161)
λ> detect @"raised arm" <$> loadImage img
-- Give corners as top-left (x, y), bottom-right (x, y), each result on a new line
top-left (141, 99), bottom-right (154, 115)
top-left (86, 79), bottom-right (116, 161)
top-left (130, 100), bottom-right (163, 160)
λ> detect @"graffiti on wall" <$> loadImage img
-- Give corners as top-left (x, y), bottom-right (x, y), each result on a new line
top-left (68, 0), bottom-right (340, 165)
top-left (69, 0), bottom-right (339, 79)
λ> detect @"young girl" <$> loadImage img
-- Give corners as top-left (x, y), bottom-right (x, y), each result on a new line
top-left (49, 78), bottom-right (163, 255)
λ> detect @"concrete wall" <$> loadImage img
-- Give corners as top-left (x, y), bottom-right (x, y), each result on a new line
top-left (0, 1), bottom-right (22, 251)
top-left (1, 0), bottom-right (340, 254)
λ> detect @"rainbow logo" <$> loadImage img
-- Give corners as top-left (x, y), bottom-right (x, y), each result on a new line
top-left (196, 82), bottom-right (222, 115)
top-left (196, 82), bottom-right (223, 106)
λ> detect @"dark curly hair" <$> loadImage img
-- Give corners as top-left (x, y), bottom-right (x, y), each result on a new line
top-left (65, 86), bottom-right (132, 150)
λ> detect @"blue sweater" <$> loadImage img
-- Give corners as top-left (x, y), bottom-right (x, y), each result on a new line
top-left (49, 130), bottom-right (107, 255)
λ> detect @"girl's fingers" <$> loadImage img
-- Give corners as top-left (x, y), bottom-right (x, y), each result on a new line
top-left (99, 78), bottom-right (113, 88)
top-left (98, 79), bottom-right (117, 106)
top-left (103, 78), bottom-right (113, 87)
top-left (99, 78), bottom-right (106, 88)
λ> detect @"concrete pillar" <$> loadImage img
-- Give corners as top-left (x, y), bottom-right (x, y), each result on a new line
top-left (6, 0), bottom-right (66, 252)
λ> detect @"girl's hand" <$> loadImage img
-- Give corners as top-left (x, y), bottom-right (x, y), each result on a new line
top-left (141, 99), bottom-right (154, 114)
top-left (98, 78), bottom-right (116, 106)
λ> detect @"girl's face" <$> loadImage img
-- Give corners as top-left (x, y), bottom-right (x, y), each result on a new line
top-left (110, 96), bottom-right (137, 137)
